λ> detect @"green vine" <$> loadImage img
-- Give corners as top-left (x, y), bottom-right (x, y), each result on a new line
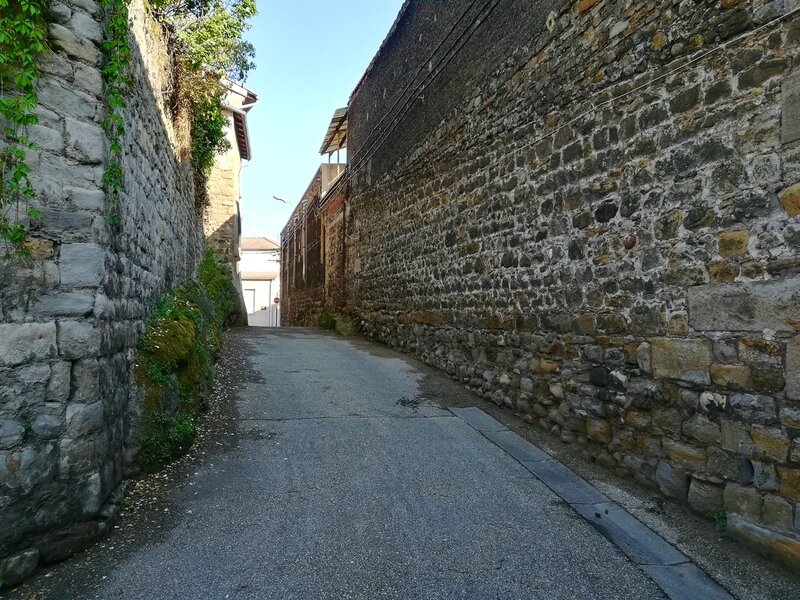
top-left (99, 0), bottom-right (132, 224)
top-left (0, 0), bottom-right (48, 258)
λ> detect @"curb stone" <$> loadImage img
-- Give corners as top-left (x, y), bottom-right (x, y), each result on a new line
top-left (449, 406), bottom-right (735, 600)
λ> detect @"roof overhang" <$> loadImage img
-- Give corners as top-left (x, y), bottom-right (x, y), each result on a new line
top-left (319, 107), bottom-right (348, 155)
top-left (221, 78), bottom-right (258, 161)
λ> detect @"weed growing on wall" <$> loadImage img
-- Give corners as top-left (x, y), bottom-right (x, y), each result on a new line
top-left (0, 0), bottom-right (48, 258)
top-left (135, 248), bottom-right (241, 472)
top-left (318, 309), bottom-right (355, 337)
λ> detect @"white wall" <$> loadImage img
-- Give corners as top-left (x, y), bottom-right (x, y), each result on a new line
top-left (239, 248), bottom-right (280, 313)
top-left (242, 278), bottom-right (279, 313)
top-left (239, 248), bottom-right (280, 274)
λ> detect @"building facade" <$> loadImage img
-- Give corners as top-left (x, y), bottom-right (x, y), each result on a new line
top-left (204, 79), bottom-right (258, 267)
top-left (240, 237), bottom-right (281, 326)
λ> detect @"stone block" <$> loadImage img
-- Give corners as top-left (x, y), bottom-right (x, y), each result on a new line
top-left (688, 279), bottom-right (800, 332)
top-left (47, 23), bottom-right (101, 65)
top-left (708, 261), bottom-right (738, 283)
top-left (737, 338), bottom-right (781, 364)
top-left (58, 321), bottom-right (101, 359)
top-left (762, 495), bottom-right (794, 532)
top-left (70, 11), bottom-right (102, 43)
top-left (47, 360), bottom-right (71, 403)
top-left (37, 521), bottom-right (106, 565)
top-left (780, 408), bottom-right (800, 430)
top-left (0, 322), bottom-right (57, 366)
top-left (683, 414), bottom-right (721, 445)
top-left (787, 337), bottom-right (800, 401)
top-left (49, 1), bottom-right (70, 24)
top-left (32, 414), bottom-right (62, 439)
top-left (753, 461), bottom-right (780, 491)
top-left (796, 503), bottom-right (800, 533)
top-left (29, 124), bottom-right (64, 152)
top-left (58, 437), bottom-right (97, 475)
top-left (65, 118), bottom-right (105, 165)
top-left (706, 447), bottom-right (739, 480)
top-left (72, 359), bottom-right (100, 403)
top-left (31, 292), bottom-right (95, 317)
top-left (651, 338), bottom-right (711, 384)
top-left (709, 364), bottom-right (751, 390)
top-left (720, 419), bottom-right (754, 455)
top-left (73, 63), bottom-right (103, 97)
top-left (0, 420), bottom-right (24, 450)
top-left (729, 393), bottom-right (777, 425)
top-left (779, 184), bottom-right (800, 217)
top-left (653, 408), bottom-right (682, 433)
top-left (724, 483), bottom-right (763, 520)
top-left (636, 342), bottom-right (651, 373)
top-left (727, 516), bottom-right (800, 571)
top-left (656, 460), bottom-right (689, 500)
top-left (751, 425), bottom-right (790, 462)
top-left (65, 186), bottom-right (105, 212)
top-left (783, 70), bottom-right (800, 145)
top-left (0, 549), bottom-right (39, 587)
top-left (66, 402), bottom-right (104, 437)
top-left (750, 365), bottom-right (785, 394)
top-left (585, 418), bottom-right (612, 444)
top-left (718, 230), bottom-right (749, 256)
top-left (60, 243), bottom-right (105, 287)
top-left (663, 438), bottom-right (706, 470)
top-left (72, 0), bottom-right (100, 15)
top-left (80, 471), bottom-right (103, 514)
top-left (779, 467), bottom-right (800, 501)
top-left (688, 479), bottom-right (724, 517)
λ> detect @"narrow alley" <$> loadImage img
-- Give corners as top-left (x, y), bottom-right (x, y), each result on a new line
top-left (14, 329), bottom-right (800, 599)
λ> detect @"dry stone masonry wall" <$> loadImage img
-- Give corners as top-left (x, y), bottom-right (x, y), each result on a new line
top-left (0, 0), bottom-right (203, 584)
top-left (345, 0), bottom-right (800, 566)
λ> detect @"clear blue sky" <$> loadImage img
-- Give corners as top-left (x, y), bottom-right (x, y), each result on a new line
top-left (239, 0), bottom-right (406, 242)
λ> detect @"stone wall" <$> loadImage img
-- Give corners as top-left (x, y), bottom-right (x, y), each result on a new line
top-left (0, 0), bottom-right (204, 584)
top-left (345, 0), bottom-right (800, 566)
top-left (281, 171), bottom-right (324, 326)
top-left (281, 166), bottom-right (349, 326)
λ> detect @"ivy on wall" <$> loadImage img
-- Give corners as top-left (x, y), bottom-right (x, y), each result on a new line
top-left (0, 0), bottom-right (47, 258)
top-left (0, 0), bottom-right (257, 246)
top-left (100, 0), bottom-right (132, 225)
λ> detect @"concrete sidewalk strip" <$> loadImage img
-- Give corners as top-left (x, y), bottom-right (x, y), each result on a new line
top-left (642, 564), bottom-right (737, 600)
top-left (453, 405), bottom-right (734, 600)
top-left (482, 428), bottom-right (552, 463)
top-left (572, 501), bottom-right (689, 566)
top-left (522, 459), bottom-right (610, 505)
top-left (448, 406), bottom-right (508, 432)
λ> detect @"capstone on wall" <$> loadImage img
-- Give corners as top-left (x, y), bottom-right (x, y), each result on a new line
top-left (0, 0), bottom-right (203, 582)
top-left (345, 0), bottom-right (800, 566)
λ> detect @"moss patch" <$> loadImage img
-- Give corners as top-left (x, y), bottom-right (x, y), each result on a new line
top-left (135, 248), bottom-right (241, 473)
top-left (318, 309), bottom-right (355, 337)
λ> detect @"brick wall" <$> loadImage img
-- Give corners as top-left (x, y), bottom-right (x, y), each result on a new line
top-left (344, 0), bottom-right (800, 566)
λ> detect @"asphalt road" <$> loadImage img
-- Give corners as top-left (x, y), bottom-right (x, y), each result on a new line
top-left (15, 328), bottom-right (675, 599)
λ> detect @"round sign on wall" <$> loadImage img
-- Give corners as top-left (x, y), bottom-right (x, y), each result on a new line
top-left (274, 298), bottom-right (280, 304)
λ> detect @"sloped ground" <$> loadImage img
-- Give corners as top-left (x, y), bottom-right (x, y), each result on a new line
top-left (8, 328), bottom-right (800, 599)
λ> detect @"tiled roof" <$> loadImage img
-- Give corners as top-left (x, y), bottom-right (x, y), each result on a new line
top-left (240, 237), bottom-right (279, 251)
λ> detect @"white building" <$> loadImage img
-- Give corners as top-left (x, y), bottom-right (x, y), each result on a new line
top-left (239, 237), bottom-right (281, 326)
